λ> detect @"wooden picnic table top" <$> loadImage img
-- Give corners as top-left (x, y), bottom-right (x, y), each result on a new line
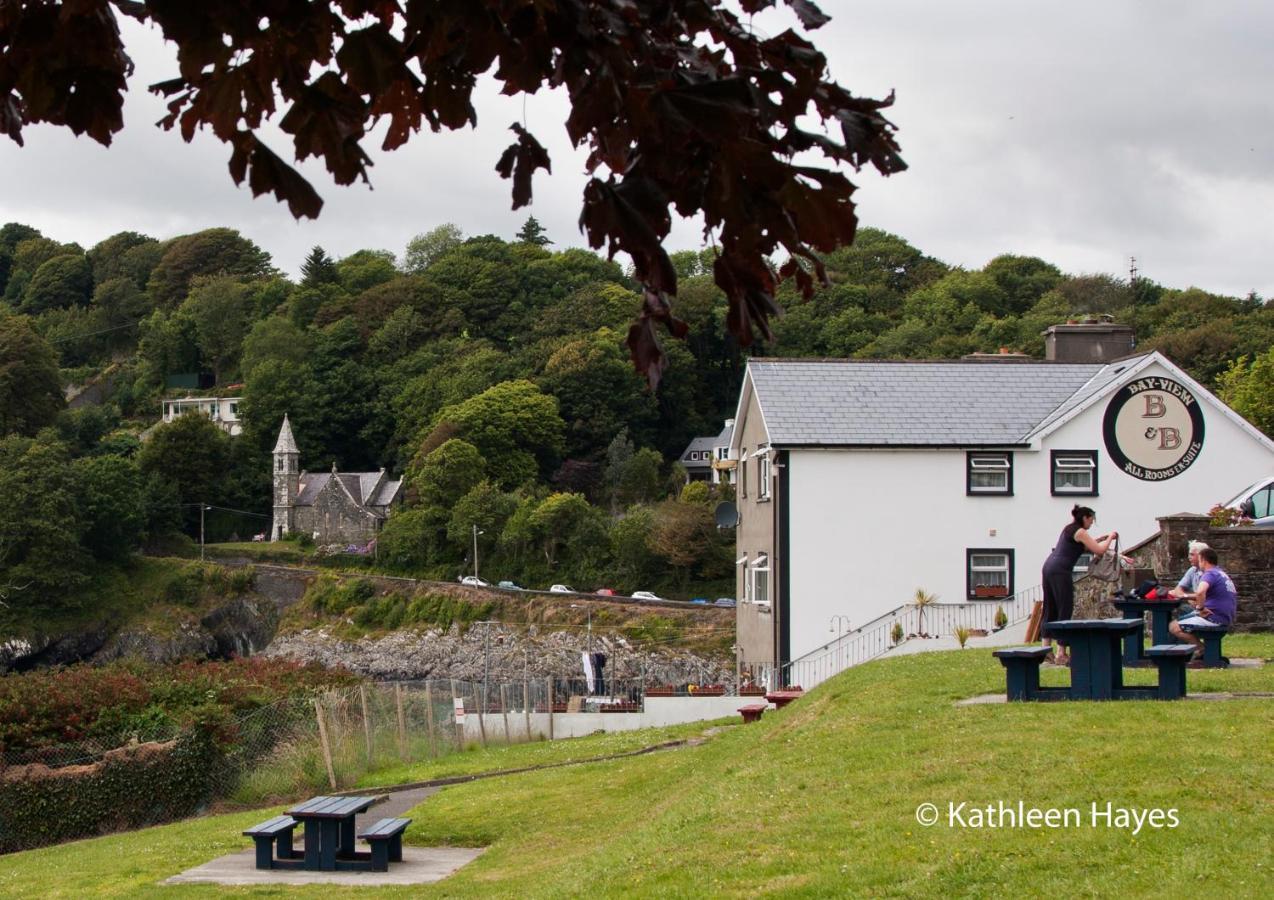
top-left (287, 795), bottom-right (377, 819)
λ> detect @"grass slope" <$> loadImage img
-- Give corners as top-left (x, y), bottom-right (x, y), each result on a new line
top-left (2, 637), bottom-right (1271, 898)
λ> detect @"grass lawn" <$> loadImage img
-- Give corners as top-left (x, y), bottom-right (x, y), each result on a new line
top-left (2, 636), bottom-right (1271, 898)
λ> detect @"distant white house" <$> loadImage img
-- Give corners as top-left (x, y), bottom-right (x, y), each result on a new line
top-left (729, 337), bottom-right (1274, 677)
top-left (678, 419), bottom-right (736, 484)
top-left (161, 396), bottom-right (243, 436)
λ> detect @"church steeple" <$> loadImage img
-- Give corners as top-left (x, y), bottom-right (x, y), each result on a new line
top-left (271, 415), bottom-right (301, 540)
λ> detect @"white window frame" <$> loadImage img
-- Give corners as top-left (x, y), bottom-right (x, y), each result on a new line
top-left (1051, 450), bottom-right (1097, 496)
top-left (967, 549), bottom-right (1013, 599)
top-left (740, 449), bottom-right (748, 498)
top-left (757, 446), bottom-right (771, 501)
top-left (967, 452), bottom-right (1012, 495)
top-left (750, 554), bottom-right (770, 607)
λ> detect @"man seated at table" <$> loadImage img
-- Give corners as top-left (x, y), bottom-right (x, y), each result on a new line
top-left (1167, 540), bottom-right (1209, 601)
top-left (1168, 548), bottom-right (1237, 658)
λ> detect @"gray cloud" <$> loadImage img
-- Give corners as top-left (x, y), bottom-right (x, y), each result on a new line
top-left (0, 3), bottom-right (1270, 298)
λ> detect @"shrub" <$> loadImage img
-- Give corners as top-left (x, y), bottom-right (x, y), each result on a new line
top-left (993, 605), bottom-right (1008, 630)
top-left (890, 621), bottom-right (904, 646)
top-left (954, 626), bottom-right (971, 648)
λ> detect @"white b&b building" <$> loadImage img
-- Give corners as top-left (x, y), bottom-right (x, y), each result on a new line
top-left (730, 338), bottom-right (1274, 677)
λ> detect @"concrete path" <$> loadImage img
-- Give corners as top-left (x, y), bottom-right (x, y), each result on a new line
top-left (164, 846), bottom-right (484, 887)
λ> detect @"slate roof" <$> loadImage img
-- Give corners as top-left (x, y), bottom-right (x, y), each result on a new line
top-left (294, 471), bottom-right (401, 509)
top-left (680, 435), bottom-right (716, 465)
top-left (745, 357), bottom-right (1151, 446)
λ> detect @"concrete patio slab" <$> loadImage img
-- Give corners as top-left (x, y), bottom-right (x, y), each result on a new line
top-left (163, 845), bottom-right (484, 887)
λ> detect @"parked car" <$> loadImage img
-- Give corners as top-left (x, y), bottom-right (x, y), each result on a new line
top-left (632, 590), bottom-right (665, 602)
top-left (460, 575), bottom-right (489, 588)
top-left (595, 588), bottom-right (616, 596)
top-left (714, 597), bottom-right (737, 608)
top-left (1223, 475), bottom-right (1274, 526)
top-left (498, 580), bottom-right (523, 590)
top-left (549, 584), bottom-right (575, 594)
top-left (691, 597), bottom-right (709, 605)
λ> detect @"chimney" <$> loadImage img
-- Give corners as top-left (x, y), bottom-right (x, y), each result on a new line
top-left (1043, 316), bottom-right (1135, 362)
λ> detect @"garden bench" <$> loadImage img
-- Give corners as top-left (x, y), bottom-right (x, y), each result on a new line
top-left (1179, 623), bottom-right (1229, 667)
top-left (992, 647), bottom-right (1052, 701)
top-left (358, 817), bottom-right (412, 872)
top-left (1144, 645), bottom-right (1195, 699)
top-left (243, 815), bottom-right (298, 869)
top-left (738, 703), bottom-right (768, 723)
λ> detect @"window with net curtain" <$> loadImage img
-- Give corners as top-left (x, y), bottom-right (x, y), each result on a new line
top-left (1052, 450), bottom-right (1097, 496)
top-left (967, 452), bottom-right (1012, 495)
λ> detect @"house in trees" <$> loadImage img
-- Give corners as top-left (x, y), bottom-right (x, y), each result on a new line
top-left (730, 323), bottom-right (1274, 686)
top-left (161, 395), bottom-right (243, 436)
top-left (270, 416), bottom-right (402, 544)
top-left (679, 419), bottom-right (736, 484)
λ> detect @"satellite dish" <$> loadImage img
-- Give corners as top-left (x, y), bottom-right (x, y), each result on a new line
top-left (714, 501), bottom-right (739, 529)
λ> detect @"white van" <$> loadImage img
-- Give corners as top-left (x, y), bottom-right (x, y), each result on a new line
top-left (1223, 476), bottom-right (1274, 526)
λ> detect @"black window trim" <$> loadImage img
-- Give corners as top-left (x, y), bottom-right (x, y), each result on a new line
top-left (1050, 449), bottom-right (1099, 497)
top-left (966, 451), bottom-right (1014, 496)
top-left (966, 548), bottom-right (1015, 600)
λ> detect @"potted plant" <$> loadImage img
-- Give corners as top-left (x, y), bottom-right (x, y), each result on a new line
top-left (993, 605), bottom-right (1008, 630)
top-left (955, 626), bottom-right (971, 648)
top-left (913, 588), bottom-right (938, 637)
top-left (891, 621), bottom-right (905, 646)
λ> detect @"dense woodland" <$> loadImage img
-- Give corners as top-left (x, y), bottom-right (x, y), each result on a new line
top-left (1, 218), bottom-right (1271, 618)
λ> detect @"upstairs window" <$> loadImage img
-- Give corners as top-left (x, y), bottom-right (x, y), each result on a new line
top-left (758, 447), bottom-right (771, 501)
top-left (740, 450), bottom-right (748, 498)
top-left (751, 554), bottom-right (770, 606)
top-left (967, 452), bottom-right (1013, 496)
top-left (1052, 450), bottom-right (1098, 496)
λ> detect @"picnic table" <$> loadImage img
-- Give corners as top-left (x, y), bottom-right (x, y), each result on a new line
top-left (245, 794), bottom-right (412, 872)
top-left (288, 795), bottom-right (377, 871)
top-left (1045, 619), bottom-right (1145, 700)
top-left (765, 690), bottom-right (805, 709)
top-left (1111, 597), bottom-right (1183, 666)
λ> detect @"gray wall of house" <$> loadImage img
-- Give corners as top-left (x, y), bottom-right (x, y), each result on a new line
top-left (735, 386), bottom-right (777, 666)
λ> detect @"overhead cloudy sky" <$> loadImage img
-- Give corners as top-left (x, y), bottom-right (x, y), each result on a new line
top-left (2, 1), bottom-right (1271, 298)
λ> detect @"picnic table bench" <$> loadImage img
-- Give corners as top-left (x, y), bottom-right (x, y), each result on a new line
top-left (243, 815), bottom-right (298, 870)
top-left (765, 690), bottom-right (805, 709)
top-left (737, 703), bottom-right (768, 723)
top-left (359, 817), bottom-right (411, 872)
top-left (1112, 597), bottom-right (1182, 666)
top-left (1180, 622), bottom-right (1230, 668)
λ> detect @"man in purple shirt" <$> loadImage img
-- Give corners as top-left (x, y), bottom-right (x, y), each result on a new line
top-left (1169, 548), bottom-right (1237, 657)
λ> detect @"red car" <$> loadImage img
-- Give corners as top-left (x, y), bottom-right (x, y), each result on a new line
top-left (595, 588), bottom-right (616, 596)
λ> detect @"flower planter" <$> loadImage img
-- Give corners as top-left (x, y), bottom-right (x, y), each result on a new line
top-left (689, 685), bottom-right (726, 696)
top-left (738, 686), bottom-right (767, 696)
top-left (973, 586), bottom-right (1008, 598)
top-left (644, 687), bottom-right (676, 697)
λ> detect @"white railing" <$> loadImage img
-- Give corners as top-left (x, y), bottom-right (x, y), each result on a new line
top-left (744, 584), bottom-right (1042, 690)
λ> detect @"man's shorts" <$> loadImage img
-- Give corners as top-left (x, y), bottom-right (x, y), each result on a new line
top-left (1177, 614), bottom-right (1216, 628)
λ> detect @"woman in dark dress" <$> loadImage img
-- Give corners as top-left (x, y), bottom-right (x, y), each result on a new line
top-left (1041, 505), bottom-right (1118, 664)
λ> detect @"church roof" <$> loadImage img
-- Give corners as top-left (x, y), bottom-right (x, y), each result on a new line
top-left (294, 471), bottom-right (402, 509)
top-left (273, 415), bottom-right (299, 454)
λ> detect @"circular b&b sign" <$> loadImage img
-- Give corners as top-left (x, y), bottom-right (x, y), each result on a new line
top-left (1103, 376), bottom-right (1205, 481)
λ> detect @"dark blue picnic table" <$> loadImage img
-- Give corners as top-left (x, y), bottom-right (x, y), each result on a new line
top-left (288, 795), bottom-right (378, 871)
top-left (1111, 598), bottom-right (1183, 666)
top-left (1045, 619), bottom-right (1145, 700)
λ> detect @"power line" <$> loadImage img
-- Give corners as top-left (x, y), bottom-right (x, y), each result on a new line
top-left (46, 318), bottom-right (142, 343)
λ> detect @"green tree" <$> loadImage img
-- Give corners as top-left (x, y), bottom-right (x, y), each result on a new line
top-left (137, 412), bottom-right (233, 515)
top-left (527, 492), bottom-right (593, 568)
top-left (182, 276), bottom-right (253, 383)
top-left (240, 316), bottom-right (313, 379)
top-left (0, 315), bottom-right (64, 436)
top-left (406, 438), bottom-right (486, 508)
top-left (982, 255), bottom-right (1063, 316)
top-left (73, 454), bottom-right (145, 562)
top-left (20, 253), bottom-right (92, 313)
top-left (446, 481), bottom-right (518, 564)
top-left (515, 215), bottom-right (552, 246)
top-left (300, 245), bottom-right (339, 287)
top-left (146, 228), bottom-right (273, 307)
top-left (0, 435), bottom-right (89, 603)
top-left (403, 224), bottom-right (463, 274)
top-left (239, 359), bottom-right (322, 457)
top-left (337, 249), bottom-right (397, 294)
top-left (619, 448), bottom-right (664, 507)
top-left (610, 506), bottom-right (658, 587)
top-left (87, 231), bottom-right (159, 287)
top-left (428, 380), bottom-right (565, 488)
top-left (1218, 349), bottom-right (1274, 437)
top-left (539, 329), bottom-right (658, 459)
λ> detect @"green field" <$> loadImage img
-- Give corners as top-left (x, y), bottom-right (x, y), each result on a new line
top-left (2, 637), bottom-right (1271, 898)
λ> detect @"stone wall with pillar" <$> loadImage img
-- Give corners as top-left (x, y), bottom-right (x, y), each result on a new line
top-left (1153, 514), bottom-right (1273, 631)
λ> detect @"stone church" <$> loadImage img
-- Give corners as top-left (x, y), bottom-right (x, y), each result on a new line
top-left (270, 415), bottom-right (403, 544)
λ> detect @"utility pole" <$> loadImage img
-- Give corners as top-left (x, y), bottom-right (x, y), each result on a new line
top-left (477, 620), bottom-right (496, 714)
top-left (200, 503), bottom-right (208, 560)
top-left (472, 525), bottom-right (484, 580)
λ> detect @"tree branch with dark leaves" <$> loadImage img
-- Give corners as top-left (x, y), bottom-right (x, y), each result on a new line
top-left (0, 0), bottom-right (905, 383)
